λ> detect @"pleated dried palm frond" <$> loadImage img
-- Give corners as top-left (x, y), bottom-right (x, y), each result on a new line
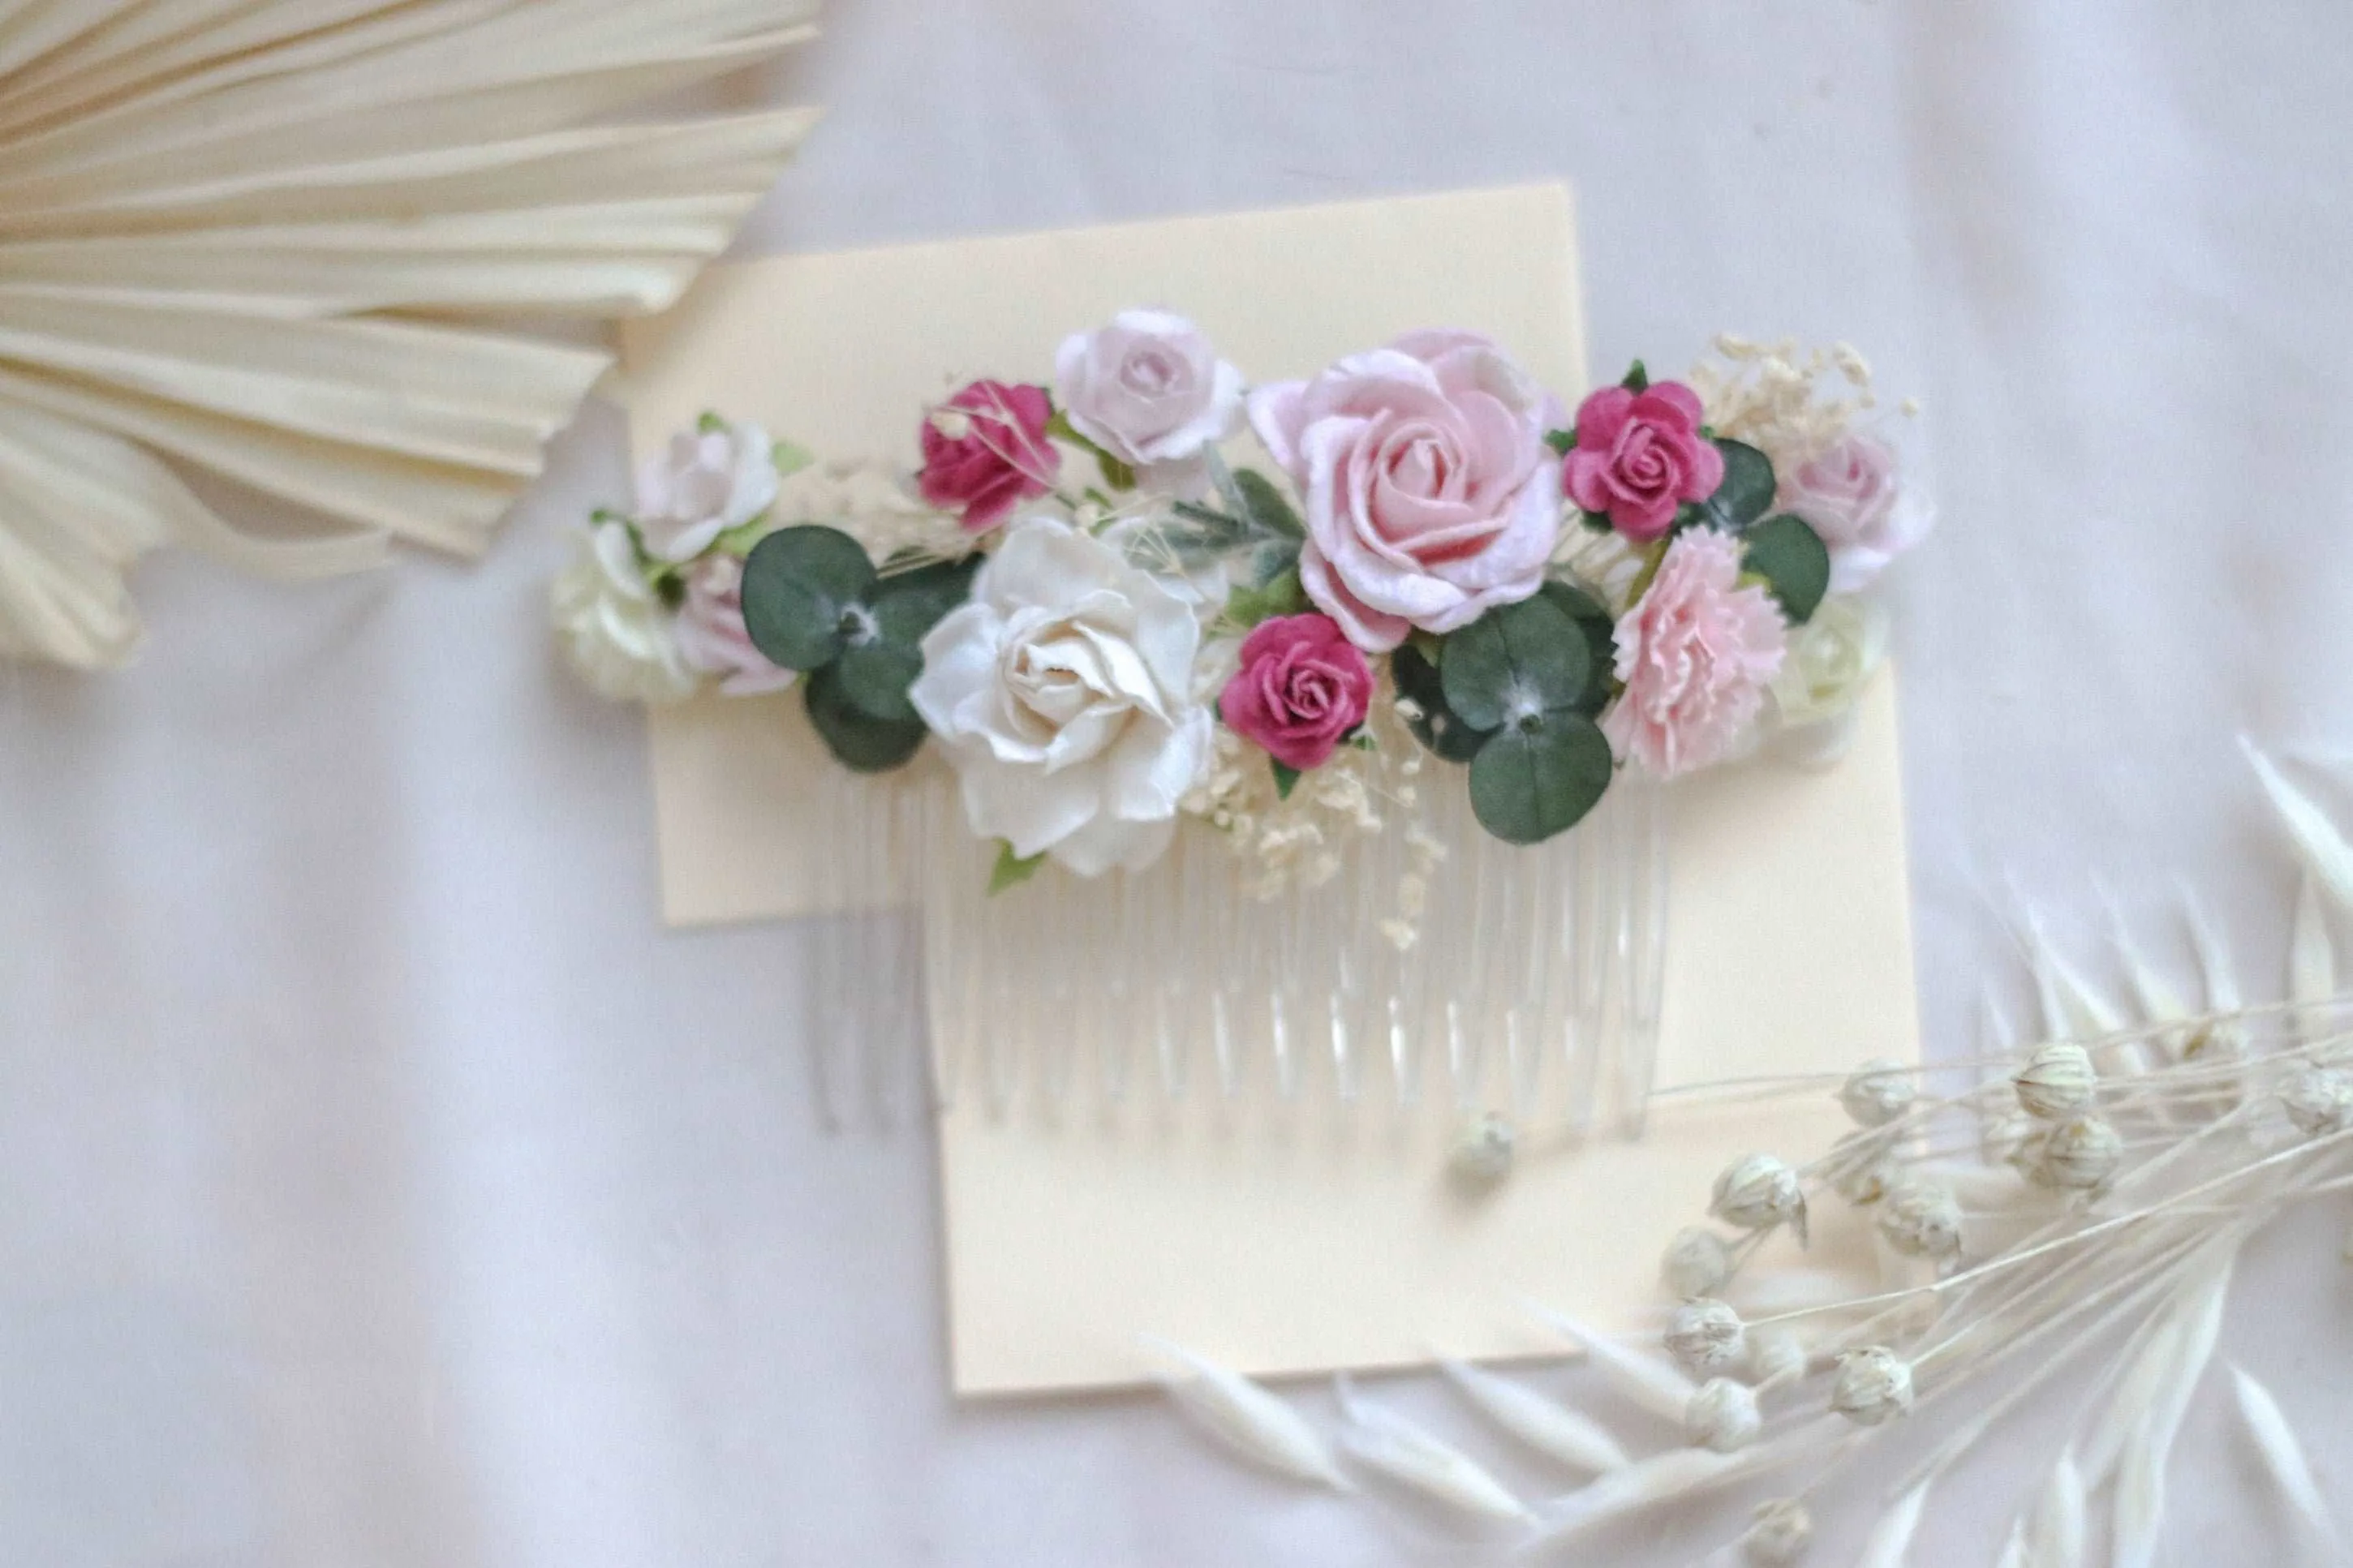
top-left (0, 0), bottom-right (820, 668)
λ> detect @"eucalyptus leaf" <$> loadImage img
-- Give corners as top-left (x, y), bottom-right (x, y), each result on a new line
top-left (834, 557), bottom-right (981, 721)
top-left (1392, 642), bottom-right (1491, 763)
top-left (988, 840), bottom-right (1045, 895)
top-left (1741, 512), bottom-right (1831, 624)
top-left (1468, 711), bottom-right (1614, 845)
top-left (1439, 596), bottom-right (1589, 733)
top-left (1687, 438), bottom-right (1776, 535)
top-left (741, 525), bottom-right (877, 672)
top-left (1538, 578), bottom-right (1620, 716)
top-left (805, 664), bottom-right (927, 773)
top-left (873, 553), bottom-right (981, 625)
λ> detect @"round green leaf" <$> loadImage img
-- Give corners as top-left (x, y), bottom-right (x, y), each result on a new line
top-left (1692, 438), bottom-right (1776, 533)
top-left (1439, 595), bottom-right (1589, 732)
top-left (740, 525), bottom-right (878, 671)
top-left (805, 663), bottom-right (927, 773)
top-left (1741, 513), bottom-right (1831, 624)
top-left (1392, 641), bottom-right (1491, 763)
top-left (1538, 578), bottom-right (1620, 716)
top-left (1467, 710), bottom-right (1614, 845)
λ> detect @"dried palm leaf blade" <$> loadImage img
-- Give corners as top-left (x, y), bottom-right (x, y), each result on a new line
top-left (0, 0), bottom-right (820, 668)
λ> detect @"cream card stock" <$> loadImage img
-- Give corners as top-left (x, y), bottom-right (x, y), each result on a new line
top-left (618, 187), bottom-right (1920, 1394)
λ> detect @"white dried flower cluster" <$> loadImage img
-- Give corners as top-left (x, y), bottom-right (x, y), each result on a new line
top-left (2029, 1115), bottom-right (2123, 1189)
top-left (1711, 1153), bottom-right (1809, 1242)
top-left (1830, 1346), bottom-right (1913, 1426)
top-left (772, 453), bottom-right (963, 567)
top-left (2278, 1065), bottom-right (2353, 1136)
top-left (1839, 1058), bottom-right (1915, 1127)
top-left (1447, 1110), bottom-right (1515, 1183)
top-left (1685, 333), bottom-right (1878, 471)
top-left (1183, 692), bottom-right (1424, 910)
top-left (2013, 1042), bottom-right (2098, 1119)
top-left (1664, 1297), bottom-right (1747, 1376)
top-left (1741, 1497), bottom-right (1814, 1566)
top-left (1661, 1226), bottom-right (1733, 1297)
top-left (1685, 1376), bottom-right (1762, 1453)
top-left (1875, 1179), bottom-right (1963, 1261)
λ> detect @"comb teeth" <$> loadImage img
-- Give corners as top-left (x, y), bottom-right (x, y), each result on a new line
top-left (802, 767), bottom-right (1670, 1131)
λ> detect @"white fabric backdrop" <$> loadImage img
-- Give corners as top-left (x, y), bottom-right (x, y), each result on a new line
top-left (7, 2), bottom-right (2353, 1562)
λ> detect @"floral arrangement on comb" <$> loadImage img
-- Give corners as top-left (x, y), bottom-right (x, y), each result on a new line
top-left (556, 315), bottom-right (1926, 885)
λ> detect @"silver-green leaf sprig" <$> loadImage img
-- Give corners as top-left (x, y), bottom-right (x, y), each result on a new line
top-left (738, 525), bottom-right (979, 773)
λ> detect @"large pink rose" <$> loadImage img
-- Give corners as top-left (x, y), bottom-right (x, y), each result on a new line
top-left (1563, 381), bottom-right (1724, 542)
top-left (1218, 612), bottom-right (1374, 771)
top-left (917, 380), bottom-right (1059, 533)
top-left (1247, 330), bottom-right (1561, 652)
top-left (1779, 432), bottom-right (1929, 592)
top-left (1603, 527), bottom-right (1787, 778)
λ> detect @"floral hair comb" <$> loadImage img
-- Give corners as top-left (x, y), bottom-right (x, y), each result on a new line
top-left (557, 319), bottom-right (1925, 1124)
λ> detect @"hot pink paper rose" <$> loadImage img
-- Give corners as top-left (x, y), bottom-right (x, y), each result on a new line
top-left (1779, 432), bottom-right (1929, 592)
top-left (1563, 380), bottom-right (1725, 542)
top-left (917, 380), bottom-right (1060, 533)
top-left (1218, 612), bottom-right (1374, 771)
top-left (674, 551), bottom-right (797, 696)
top-left (1603, 528), bottom-right (1787, 778)
top-left (1248, 330), bottom-right (1561, 653)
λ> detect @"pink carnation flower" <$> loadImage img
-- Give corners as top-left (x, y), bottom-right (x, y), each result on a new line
top-left (1563, 380), bottom-right (1724, 542)
top-left (1603, 528), bottom-right (1787, 778)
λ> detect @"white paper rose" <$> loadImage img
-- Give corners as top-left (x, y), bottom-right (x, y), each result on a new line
top-left (1767, 594), bottom-right (1889, 767)
top-left (1055, 309), bottom-right (1244, 493)
top-left (634, 418), bottom-right (780, 563)
top-left (910, 518), bottom-right (1211, 875)
top-left (551, 520), bottom-right (699, 704)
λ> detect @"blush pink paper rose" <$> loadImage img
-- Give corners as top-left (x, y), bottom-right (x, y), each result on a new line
top-left (1563, 380), bottom-right (1724, 542)
top-left (1779, 431), bottom-right (1929, 592)
top-left (674, 551), bottom-right (797, 696)
top-left (1603, 527), bottom-right (1787, 779)
top-left (1248, 330), bottom-right (1561, 653)
top-left (917, 380), bottom-right (1060, 533)
top-left (1218, 612), bottom-right (1374, 771)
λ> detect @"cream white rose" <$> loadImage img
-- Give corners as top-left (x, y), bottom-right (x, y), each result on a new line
top-left (634, 418), bottom-right (779, 562)
top-left (910, 518), bottom-right (1211, 875)
top-left (551, 521), bottom-right (699, 704)
top-left (1767, 594), bottom-right (1889, 767)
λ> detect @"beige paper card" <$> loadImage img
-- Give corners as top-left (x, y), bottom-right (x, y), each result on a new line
top-left (620, 187), bottom-right (1921, 1393)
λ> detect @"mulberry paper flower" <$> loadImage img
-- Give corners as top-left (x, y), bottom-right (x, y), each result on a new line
top-left (634, 419), bottom-right (779, 563)
top-left (1604, 528), bottom-right (1787, 778)
top-left (1248, 330), bottom-right (1559, 651)
top-left (1056, 309), bottom-right (1243, 492)
top-left (910, 518), bottom-right (1211, 874)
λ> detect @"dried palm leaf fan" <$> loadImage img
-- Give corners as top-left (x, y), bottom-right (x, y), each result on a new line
top-left (0, 0), bottom-right (819, 668)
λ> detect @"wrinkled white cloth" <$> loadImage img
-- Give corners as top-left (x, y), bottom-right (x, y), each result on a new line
top-left (7, 4), bottom-right (2353, 1564)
